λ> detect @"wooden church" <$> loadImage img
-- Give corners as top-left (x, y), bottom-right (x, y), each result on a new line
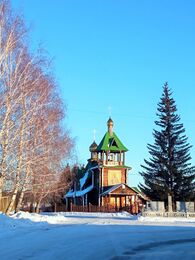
top-left (65, 118), bottom-right (146, 213)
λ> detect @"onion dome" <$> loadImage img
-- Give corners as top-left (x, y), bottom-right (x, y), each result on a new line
top-left (89, 141), bottom-right (98, 152)
top-left (107, 117), bottom-right (114, 135)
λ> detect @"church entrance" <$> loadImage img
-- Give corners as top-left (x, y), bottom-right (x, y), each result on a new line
top-left (109, 196), bottom-right (126, 210)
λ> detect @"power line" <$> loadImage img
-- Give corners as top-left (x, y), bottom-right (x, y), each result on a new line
top-left (69, 108), bottom-right (195, 123)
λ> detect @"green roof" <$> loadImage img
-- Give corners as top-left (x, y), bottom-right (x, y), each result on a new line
top-left (97, 131), bottom-right (128, 152)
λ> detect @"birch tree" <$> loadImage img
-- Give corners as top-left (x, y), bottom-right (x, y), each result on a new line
top-left (0, 1), bottom-right (74, 213)
top-left (0, 0), bottom-right (27, 197)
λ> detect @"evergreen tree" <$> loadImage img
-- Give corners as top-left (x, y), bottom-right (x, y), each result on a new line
top-left (139, 83), bottom-right (195, 202)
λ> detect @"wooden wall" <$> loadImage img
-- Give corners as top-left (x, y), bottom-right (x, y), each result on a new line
top-left (102, 168), bottom-right (127, 186)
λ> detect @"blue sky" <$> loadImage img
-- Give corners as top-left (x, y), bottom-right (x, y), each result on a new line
top-left (12, 0), bottom-right (195, 186)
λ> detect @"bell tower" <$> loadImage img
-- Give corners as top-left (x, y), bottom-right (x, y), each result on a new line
top-left (96, 117), bottom-right (130, 187)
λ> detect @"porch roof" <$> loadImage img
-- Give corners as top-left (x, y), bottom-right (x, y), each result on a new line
top-left (101, 183), bottom-right (138, 196)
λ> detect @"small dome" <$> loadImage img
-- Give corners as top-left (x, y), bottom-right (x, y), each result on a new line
top-left (107, 117), bottom-right (113, 125)
top-left (89, 141), bottom-right (98, 152)
top-left (107, 117), bottom-right (114, 135)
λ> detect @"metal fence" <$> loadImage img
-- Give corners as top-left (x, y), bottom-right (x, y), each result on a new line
top-left (142, 211), bottom-right (195, 218)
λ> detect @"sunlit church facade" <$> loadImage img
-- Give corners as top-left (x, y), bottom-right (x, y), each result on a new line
top-left (65, 118), bottom-right (146, 212)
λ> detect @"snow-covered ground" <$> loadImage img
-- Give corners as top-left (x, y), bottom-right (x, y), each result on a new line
top-left (1, 211), bottom-right (195, 260)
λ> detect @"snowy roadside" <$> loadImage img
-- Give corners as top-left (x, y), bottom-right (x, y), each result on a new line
top-left (0, 211), bottom-right (137, 229)
top-left (139, 215), bottom-right (195, 224)
top-left (1, 211), bottom-right (195, 229)
top-left (137, 212), bottom-right (195, 227)
top-left (1, 212), bottom-right (195, 260)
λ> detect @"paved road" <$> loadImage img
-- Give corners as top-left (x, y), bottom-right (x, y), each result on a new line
top-left (1, 215), bottom-right (195, 260)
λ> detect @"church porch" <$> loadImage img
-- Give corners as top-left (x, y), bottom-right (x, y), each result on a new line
top-left (101, 183), bottom-right (141, 214)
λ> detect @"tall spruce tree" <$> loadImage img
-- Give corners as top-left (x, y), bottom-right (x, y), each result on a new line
top-left (139, 83), bottom-right (195, 202)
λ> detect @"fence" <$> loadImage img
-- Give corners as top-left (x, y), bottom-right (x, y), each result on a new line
top-left (51, 203), bottom-right (139, 214)
top-left (71, 204), bottom-right (117, 213)
top-left (0, 199), bottom-right (138, 214)
top-left (0, 196), bottom-right (11, 213)
top-left (142, 211), bottom-right (195, 218)
top-left (66, 204), bottom-right (138, 213)
top-left (53, 204), bottom-right (117, 213)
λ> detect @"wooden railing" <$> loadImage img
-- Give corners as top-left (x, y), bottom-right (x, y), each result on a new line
top-left (103, 161), bottom-right (124, 166)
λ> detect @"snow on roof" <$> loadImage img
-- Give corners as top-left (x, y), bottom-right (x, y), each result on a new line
top-left (65, 189), bottom-right (75, 198)
top-left (80, 166), bottom-right (99, 190)
top-left (65, 166), bottom-right (99, 198)
top-left (79, 171), bottom-right (89, 190)
top-left (75, 185), bottom-right (93, 197)
top-left (65, 185), bottom-right (94, 198)
top-left (101, 184), bottom-right (122, 196)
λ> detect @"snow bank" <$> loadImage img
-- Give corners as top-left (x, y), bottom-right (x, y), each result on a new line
top-left (1, 211), bottom-right (195, 231)
top-left (139, 215), bottom-right (195, 223)
top-left (0, 212), bottom-right (39, 229)
top-left (13, 211), bottom-right (134, 224)
top-left (0, 211), bottom-right (67, 230)
top-left (48, 211), bottom-right (133, 218)
top-left (12, 211), bottom-right (69, 225)
top-left (0, 211), bottom-right (134, 230)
